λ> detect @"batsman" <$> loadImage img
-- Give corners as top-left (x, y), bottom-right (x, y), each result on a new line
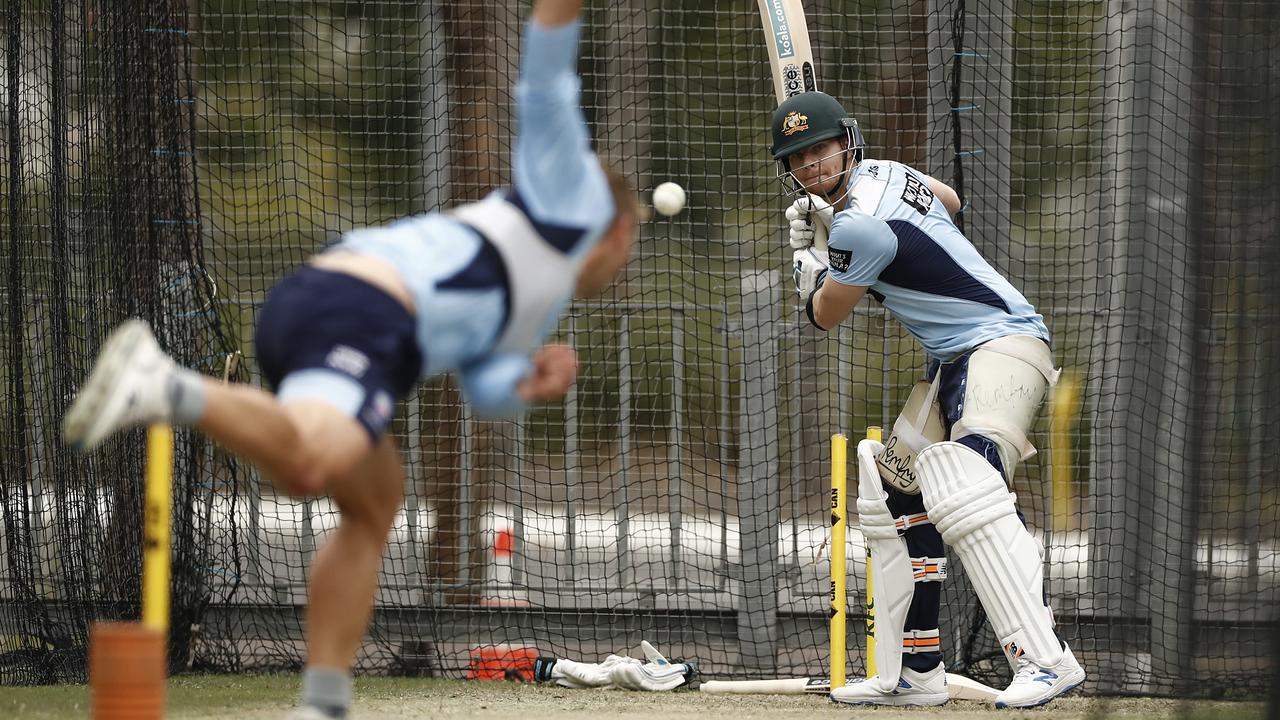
top-left (769, 91), bottom-right (1085, 708)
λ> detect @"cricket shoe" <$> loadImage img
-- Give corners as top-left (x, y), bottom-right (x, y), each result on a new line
top-left (995, 643), bottom-right (1086, 709)
top-left (829, 663), bottom-right (949, 707)
top-left (62, 319), bottom-right (178, 450)
top-left (284, 707), bottom-right (341, 720)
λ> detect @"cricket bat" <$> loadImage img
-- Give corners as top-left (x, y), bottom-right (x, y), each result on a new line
top-left (699, 674), bottom-right (1000, 701)
top-left (756, 0), bottom-right (829, 251)
top-left (757, 0), bottom-right (817, 102)
top-left (699, 677), bottom-right (829, 695)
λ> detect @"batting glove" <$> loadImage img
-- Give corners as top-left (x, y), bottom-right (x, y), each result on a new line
top-left (784, 194), bottom-right (834, 250)
top-left (792, 246), bottom-right (829, 298)
top-left (533, 654), bottom-right (696, 692)
top-left (607, 656), bottom-right (698, 692)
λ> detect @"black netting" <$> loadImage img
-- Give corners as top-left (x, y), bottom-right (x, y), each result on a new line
top-left (1, 0), bottom-right (236, 683)
top-left (2, 0), bottom-right (1277, 703)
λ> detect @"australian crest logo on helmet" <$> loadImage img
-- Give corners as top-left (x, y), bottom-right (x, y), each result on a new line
top-left (769, 91), bottom-right (868, 205)
top-left (770, 91), bottom-right (865, 162)
top-left (782, 111), bottom-right (809, 137)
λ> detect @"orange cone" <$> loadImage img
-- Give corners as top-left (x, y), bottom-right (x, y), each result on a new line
top-left (90, 622), bottom-right (166, 719)
top-left (480, 527), bottom-right (529, 607)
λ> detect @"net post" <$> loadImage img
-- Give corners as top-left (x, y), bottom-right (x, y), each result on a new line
top-left (864, 426), bottom-right (882, 679)
top-left (143, 424), bottom-right (174, 634)
top-left (829, 433), bottom-right (848, 690)
top-left (737, 270), bottom-right (781, 674)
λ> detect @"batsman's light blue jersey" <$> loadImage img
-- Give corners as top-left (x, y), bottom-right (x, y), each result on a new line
top-left (825, 159), bottom-right (1049, 361)
top-left (335, 20), bottom-right (613, 379)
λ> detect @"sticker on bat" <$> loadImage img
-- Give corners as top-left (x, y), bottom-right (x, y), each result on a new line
top-left (782, 63), bottom-right (804, 96)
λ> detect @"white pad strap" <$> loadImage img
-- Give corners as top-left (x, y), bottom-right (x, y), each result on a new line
top-left (897, 376), bottom-right (942, 455)
top-left (949, 416), bottom-right (1034, 463)
top-left (902, 628), bottom-right (941, 654)
top-left (855, 438), bottom-right (914, 693)
top-left (911, 556), bottom-right (948, 583)
top-left (878, 380), bottom-right (947, 494)
top-left (917, 441), bottom-right (1062, 667)
top-left (895, 512), bottom-right (932, 533)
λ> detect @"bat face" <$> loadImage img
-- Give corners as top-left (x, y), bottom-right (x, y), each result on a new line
top-left (758, 0), bottom-right (817, 101)
top-left (698, 677), bottom-right (830, 695)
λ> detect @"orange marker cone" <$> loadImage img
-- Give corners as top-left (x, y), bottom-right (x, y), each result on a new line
top-left (90, 622), bottom-right (166, 719)
top-left (480, 527), bottom-right (529, 607)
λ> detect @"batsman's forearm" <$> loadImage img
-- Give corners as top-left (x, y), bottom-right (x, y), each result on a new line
top-left (807, 284), bottom-right (841, 330)
top-left (807, 277), bottom-right (868, 330)
top-left (531, 0), bottom-right (582, 27)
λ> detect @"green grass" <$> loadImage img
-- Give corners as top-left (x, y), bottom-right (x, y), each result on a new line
top-left (0, 675), bottom-right (1267, 720)
top-left (1, 674), bottom-right (290, 719)
top-left (2, 675), bottom-right (492, 719)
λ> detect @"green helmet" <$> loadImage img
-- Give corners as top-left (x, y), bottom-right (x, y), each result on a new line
top-left (769, 91), bottom-right (864, 162)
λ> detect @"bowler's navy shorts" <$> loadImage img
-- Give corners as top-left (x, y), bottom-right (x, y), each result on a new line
top-left (255, 266), bottom-right (423, 441)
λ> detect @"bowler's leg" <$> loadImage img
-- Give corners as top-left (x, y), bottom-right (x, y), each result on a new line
top-left (296, 433), bottom-right (404, 719)
top-left (306, 433), bottom-right (405, 668)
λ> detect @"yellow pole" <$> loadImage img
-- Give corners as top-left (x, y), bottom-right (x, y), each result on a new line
top-left (1050, 373), bottom-right (1080, 534)
top-left (143, 424), bottom-right (173, 633)
top-left (864, 426), bottom-right (882, 678)
top-left (829, 433), bottom-right (847, 690)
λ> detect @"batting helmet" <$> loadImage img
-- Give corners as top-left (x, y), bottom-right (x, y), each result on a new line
top-left (769, 91), bottom-right (864, 163)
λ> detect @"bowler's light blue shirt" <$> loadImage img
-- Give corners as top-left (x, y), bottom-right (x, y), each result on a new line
top-left (336, 20), bottom-right (613, 379)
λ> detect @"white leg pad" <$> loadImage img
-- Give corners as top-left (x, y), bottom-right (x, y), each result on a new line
top-left (917, 441), bottom-right (1062, 667)
top-left (855, 438), bottom-right (915, 693)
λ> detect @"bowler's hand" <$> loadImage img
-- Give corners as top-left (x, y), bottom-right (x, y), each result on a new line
top-left (517, 344), bottom-right (578, 402)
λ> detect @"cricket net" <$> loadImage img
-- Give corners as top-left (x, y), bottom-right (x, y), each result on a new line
top-left (2, 0), bottom-right (1277, 702)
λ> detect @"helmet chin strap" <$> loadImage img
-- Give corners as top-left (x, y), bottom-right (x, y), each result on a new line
top-left (817, 175), bottom-right (845, 202)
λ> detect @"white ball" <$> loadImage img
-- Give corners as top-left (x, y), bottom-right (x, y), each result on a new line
top-left (652, 181), bottom-right (686, 217)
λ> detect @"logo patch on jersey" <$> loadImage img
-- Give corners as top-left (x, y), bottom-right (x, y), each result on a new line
top-left (782, 111), bottom-right (809, 136)
top-left (361, 390), bottom-right (393, 433)
top-left (901, 174), bottom-right (935, 215)
top-left (326, 345), bottom-right (369, 378)
top-left (828, 247), bottom-right (851, 273)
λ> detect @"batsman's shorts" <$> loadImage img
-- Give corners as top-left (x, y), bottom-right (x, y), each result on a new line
top-left (255, 266), bottom-right (423, 441)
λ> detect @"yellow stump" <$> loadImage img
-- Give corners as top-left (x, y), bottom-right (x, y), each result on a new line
top-left (864, 425), bottom-right (882, 679)
top-left (143, 424), bottom-right (173, 634)
top-left (829, 433), bottom-right (848, 690)
top-left (93, 424), bottom-right (173, 720)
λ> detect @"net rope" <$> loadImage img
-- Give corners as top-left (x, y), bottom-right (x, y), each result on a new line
top-left (1, 0), bottom-right (1277, 699)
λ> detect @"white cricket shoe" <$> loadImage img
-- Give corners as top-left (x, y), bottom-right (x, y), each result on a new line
top-left (284, 707), bottom-right (339, 720)
top-left (62, 319), bottom-right (176, 450)
top-left (829, 663), bottom-right (949, 707)
top-left (995, 644), bottom-right (1086, 709)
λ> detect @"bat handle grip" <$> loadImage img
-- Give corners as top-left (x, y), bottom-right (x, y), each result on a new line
top-left (804, 193), bottom-right (831, 254)
top-left (812, 221), bottom-right (829, 254)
